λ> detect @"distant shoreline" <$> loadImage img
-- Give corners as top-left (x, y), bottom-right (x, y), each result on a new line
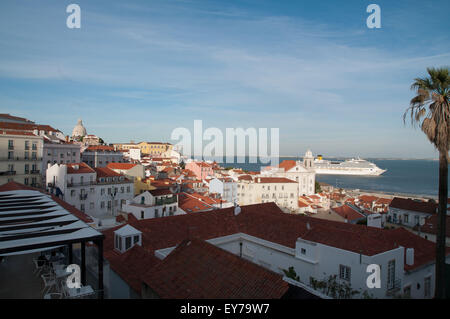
top-left (330, 186), bottom-right (438, 201)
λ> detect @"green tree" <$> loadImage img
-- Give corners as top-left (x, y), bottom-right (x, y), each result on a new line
top-left (315, 181), bottom-right (322, 193)
top-left (282, 266), bottom-right (300, 281)
top-left (403, 67), bottom-right (449, 298)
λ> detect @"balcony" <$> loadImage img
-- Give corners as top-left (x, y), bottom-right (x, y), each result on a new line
top-left (155, 196), bottom-right (177, 206)
top-left (30, 170), bottom-right (40, 174)
top-left (0, 171), bottom-right (16, 176)
top-left (0, 157), bottom-right (43, 162)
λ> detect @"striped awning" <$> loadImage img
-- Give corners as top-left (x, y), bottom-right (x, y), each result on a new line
top-left (0, 190), bottom-right (103, 255)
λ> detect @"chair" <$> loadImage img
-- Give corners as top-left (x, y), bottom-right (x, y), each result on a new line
top-left (41, 273), bottom-right (58, 295)
top-left (33, 258), bottom-right (47, 276)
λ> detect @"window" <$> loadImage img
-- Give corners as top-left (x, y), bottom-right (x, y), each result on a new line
top-left (101, 201), bottom-right (105, 209)
top-left (424, 277), bottom-right (431, 298)
top-left (101, 188), bottom-right (105, 195)
top-left (32, 142), bottom-right (37, 150)
top-left (141, 211), bottom-right (144, 219)
top-left (301, 248), bottom-right (306, 255)
top-left (89, 202), bottom-right (94, 209)
top-left (127, 186), bottom-right (130, 193)
top-left (71, 190), bottom-right (75, 197)
top-left (24, 178), bottom-right (29, 185)
top-left (404, 214), bottom-right (409, 223)
top-left (31, 152), bottom-right (37, 160)
top-left (24, 141), bottom-right (30, 150)
top-left (125, 237), bottom-right (131, 250)
top-left (115, 234), bottom-right (122, 251)
top-left (8, 140), bottom-right (14, 150)
top-left (24, 152), bottom-right (29, 160)
top-left (339, 265), bottom-right (351, 281)
top-left (8, 151), bottom-right (14, 160)
top-left (80, 204), bottom-right (85, 212)
top-left (133, 235), bottom-right (139, 244)
top-left (24, 164), bottom-right (29, 174)
top-left (387, 260), bottom-right (396, 289)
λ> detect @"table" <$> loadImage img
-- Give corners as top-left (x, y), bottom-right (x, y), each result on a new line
top-left (53, 264), bottom-right (70, 279)
top-left (64, 285), bottom-right (95, 299)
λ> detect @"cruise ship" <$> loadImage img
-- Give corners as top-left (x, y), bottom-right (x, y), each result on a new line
top-left (313, 155), bottom-right (387, 176)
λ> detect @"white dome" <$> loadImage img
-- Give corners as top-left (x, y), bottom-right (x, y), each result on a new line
top-left (72, 119), bottom-right (87, 137)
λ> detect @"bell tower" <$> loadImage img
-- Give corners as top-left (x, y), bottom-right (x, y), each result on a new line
top-left (303, 149), bottom-right (314, 169)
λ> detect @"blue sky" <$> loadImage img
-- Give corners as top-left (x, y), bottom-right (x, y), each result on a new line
top-left (0, 0), bottom-right (449, 158)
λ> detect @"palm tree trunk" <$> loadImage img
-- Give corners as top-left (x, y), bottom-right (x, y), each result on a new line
top-left (435, 151), bottom-right (448, 299)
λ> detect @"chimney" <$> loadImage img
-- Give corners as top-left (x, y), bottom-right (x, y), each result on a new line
top-left (406, 248), bottom-right (414, 266)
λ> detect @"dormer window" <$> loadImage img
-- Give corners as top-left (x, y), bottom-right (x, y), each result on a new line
top-left (114, 225), bottom-right (142, 253)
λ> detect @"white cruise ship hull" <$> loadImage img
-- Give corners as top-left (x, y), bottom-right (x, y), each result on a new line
top-left (314, 168), bottom-right (386, 176)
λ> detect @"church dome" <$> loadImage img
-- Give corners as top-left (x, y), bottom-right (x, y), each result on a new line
top-left (72, 119), bottom-right (87, 137)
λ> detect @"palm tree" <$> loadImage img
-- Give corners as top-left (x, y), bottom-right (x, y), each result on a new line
top-left (404, 67), bottom-right (449, 299)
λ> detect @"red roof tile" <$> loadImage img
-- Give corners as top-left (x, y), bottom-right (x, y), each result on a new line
top-left (279, 160), bottom-right (297, 172)
top-left (332, 205), bottom-right (365, 222)
top-left (390, 197), bottom-right (437, 215)
top-left (66, 162), bottom-right (95, 174)
top-left (142, 238), bottom-right (289, 299)
top-left (107, 163), bottom-right (137, 170)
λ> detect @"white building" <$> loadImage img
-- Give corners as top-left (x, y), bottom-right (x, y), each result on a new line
top-left (42, 139), bottom-right (81, 176)
top-left (46, 162), bottom-right (134, 226)
top-left (261, 150), bottom-right (316, 196)
top-left (237, 176), bottom-right (299, 212)
top-left (81, 145), bottom-right (126, 168)
top-left (388, 197), bottom-right (438, 228)
top-left (209, 177), bottom-right (237, 204)
top-left (0, 130), bottom-right (43, 188)
top-left (99, 202), bottom-right (448, 299)
top-left (122, 189), bottom-right (179, 220)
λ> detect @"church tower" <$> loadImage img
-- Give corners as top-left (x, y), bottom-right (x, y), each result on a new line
top-left (303, 149), bottom-right (314, 169)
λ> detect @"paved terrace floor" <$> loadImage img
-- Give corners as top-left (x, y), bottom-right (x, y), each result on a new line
top-left (0, 250), bottom-right (101, 299)
top-left (0, 253), bottom-right (44, 299)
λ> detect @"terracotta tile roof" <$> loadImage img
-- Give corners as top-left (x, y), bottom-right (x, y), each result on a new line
top-left (0, 121), bottom-right (60, 132)
top-left (142, 238), bottom-right (289, 299)
top-left (0, 114), bottom-right (34, 123)
top-left (374, 197), bottom-right (392, 205)
top-left (414, 214), bottom-right (450, 237)
top-left (279, 160), bottom-right (297, 172)
top-left (358, 195), bottom-right (380, 203)
top-left (107, 163), bottom-right (137, 170)
top-left (94, 167), bottom-right (123, 178)
top-left (103, 245), bottom-right (160, 293)
top-left (390, 197), bottom-right (437, 215)
top-left (177, 193), bottom-right (215, 213)
top-left (66, 162), bottom-right (96, 174)
top-left (298, 201), bottom-right (310, 208)
top-left (254, 177), bottom-right (297, 184)
top-left (100, 201), bottom-right (448, 294)
top-left (332, 205), bottom-right (365, 222)
top-left (0, 130), bottom-right (38, 136)
top-left (238, 175), bottom-right (253, 181)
